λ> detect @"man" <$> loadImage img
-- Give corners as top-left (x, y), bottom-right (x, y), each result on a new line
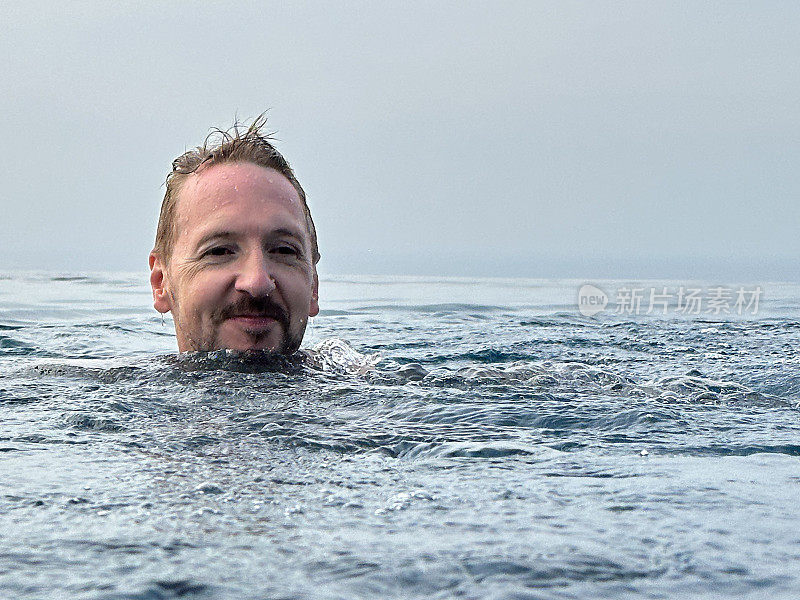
top-left (149, 116), bottom-right (320, 354)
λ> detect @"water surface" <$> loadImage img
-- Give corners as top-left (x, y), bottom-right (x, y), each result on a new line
top-left (1, 273), bottom-right (799, 599)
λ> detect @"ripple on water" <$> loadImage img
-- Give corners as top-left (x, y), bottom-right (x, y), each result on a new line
top-left (2, 279), bottom-right (800, 600)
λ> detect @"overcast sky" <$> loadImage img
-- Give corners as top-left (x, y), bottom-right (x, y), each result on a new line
top-left (2, 1), bottom-right (798, 280)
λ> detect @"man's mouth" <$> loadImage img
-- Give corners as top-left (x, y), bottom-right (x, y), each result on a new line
top-left (227, 314), bottom-right (280, 332)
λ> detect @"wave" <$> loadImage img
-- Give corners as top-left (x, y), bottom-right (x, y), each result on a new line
top-left (6, 338), bottom-right (794, 409)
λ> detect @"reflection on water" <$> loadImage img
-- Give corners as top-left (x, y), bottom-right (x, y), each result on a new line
top-left (1, 273), bottom-right (800, 599)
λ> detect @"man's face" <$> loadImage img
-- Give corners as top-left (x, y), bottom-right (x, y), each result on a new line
top-left (149, 162), bottom-right (319, 353)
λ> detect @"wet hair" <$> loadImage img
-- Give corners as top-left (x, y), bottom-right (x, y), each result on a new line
top-left (153, 114), bottom-right (320, 264)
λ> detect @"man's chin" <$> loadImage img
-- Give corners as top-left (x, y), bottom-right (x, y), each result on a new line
top-left (176, 323), bottom-right (299, 354)
top-left (218, 321), bottom-right (288, 353)
top-left (218, 335), bottom-right (286, 353)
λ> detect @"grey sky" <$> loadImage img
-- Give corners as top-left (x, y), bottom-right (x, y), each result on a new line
top-left (2, 1), bottom-right (798, 280)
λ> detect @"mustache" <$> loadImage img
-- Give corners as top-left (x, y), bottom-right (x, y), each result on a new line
top-left (215, 297), bottom-right (289, 327)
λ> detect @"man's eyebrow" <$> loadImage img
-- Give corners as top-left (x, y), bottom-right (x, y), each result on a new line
top-left (193, 228), bottom-right (307, 249)
top-left (272, 227), bottom-right (307, 241)
top-left (194, 231), bottom-right (234, 249)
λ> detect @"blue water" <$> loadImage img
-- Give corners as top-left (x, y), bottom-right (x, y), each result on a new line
top-left (1, 272), bottom-right (799, 599)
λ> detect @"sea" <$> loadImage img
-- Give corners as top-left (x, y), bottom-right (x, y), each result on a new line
top-left (1, 272), bottom-right (799, 600)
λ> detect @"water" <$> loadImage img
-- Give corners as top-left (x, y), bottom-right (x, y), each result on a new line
top-left (1, 272), bottom-right (799, 599)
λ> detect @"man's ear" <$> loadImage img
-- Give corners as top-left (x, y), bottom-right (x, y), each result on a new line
top-left (149, 252), bottom-right (173, 314)
top-left (309, 271), bottom-right (320, 317)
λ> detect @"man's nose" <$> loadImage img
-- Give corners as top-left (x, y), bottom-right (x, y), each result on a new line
top-left (235, 252), bottom-right (277, 298)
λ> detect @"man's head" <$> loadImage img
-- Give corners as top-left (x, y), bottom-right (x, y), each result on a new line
top-left (149, 116), bottom-right (320, 353)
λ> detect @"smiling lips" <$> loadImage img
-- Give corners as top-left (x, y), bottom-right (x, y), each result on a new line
top-left (228, 314), bottom-right (279, 333)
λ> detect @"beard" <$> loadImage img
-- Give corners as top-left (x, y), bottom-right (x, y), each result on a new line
top-left (175, 295), bottom-right (306, 354)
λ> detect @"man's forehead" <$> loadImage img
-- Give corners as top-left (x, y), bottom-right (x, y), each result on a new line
top-left (175, 162), bottom-right (305, 227)
top-left (181, 162), bottom-right (301, 206)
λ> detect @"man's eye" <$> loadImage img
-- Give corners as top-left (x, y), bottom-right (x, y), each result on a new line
top-left (205, 246), bottom-right (233, 257)
top-left (272, 245), bottom-right (300, 256)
